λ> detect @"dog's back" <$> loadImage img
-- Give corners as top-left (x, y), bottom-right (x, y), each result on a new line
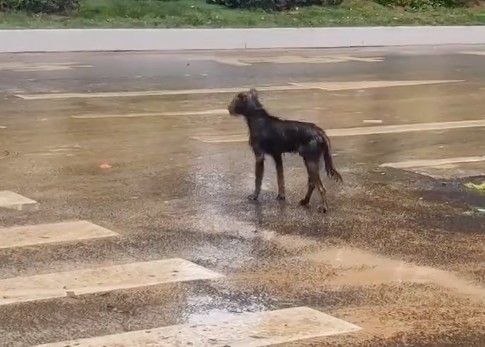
top-left (252, 115), bottom-right (325, 155)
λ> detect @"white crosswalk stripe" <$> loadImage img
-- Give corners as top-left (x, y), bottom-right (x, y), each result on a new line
top-left (0, 191), bottom-right (38, 211)
top-left (33, 307), bottom-right (361, 347)
top-left (0, 220), bottom-right (119, 249)
top-left (0, 258), bottom-right (224, 306)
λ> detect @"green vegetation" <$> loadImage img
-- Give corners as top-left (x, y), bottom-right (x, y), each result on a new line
top-left (0, 0), bottom-right (80, 14)
top-left (207, 0), bottom-right (344, 11)
top-left (0, 0), bottom-right (485, 28)
top-left (465, 182), bottom-right (485, 193)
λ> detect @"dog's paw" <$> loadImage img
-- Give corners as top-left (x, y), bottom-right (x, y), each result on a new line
top-left (276, 194), bottom-right (286, 201)
top-left (299, 199), bottom-right (310, 206)
top-left (317, 204), bottom-right (328, 213)
top-left (247, 193), bottom-right (259, 201)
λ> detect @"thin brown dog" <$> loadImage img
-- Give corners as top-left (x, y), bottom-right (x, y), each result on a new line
top-left (228, 88), bottom-right (342, 213)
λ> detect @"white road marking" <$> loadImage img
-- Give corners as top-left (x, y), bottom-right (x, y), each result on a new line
top-left (0, 191), bottom-right (38, 211)
top-left (16, 85), bottom-right (299, 100)
top-left (33, 307), bottom-right (361, 347)
top-left (0, 221), bottom-right (119, 250)
top-left (192, 119), bottom-right (485, 143)
top-left (289, 80), bottom-right (462, 91)
top-left (192, 134), bottom-right (247, 143)
top-left (71, 109), bottom-right (228, 119)
top-left (14, 80), bottom-right (461, 100)
top-left (25, 152), bottom-right (66, 157)
top-left (0, 62), bottom-right (93, 72)
top-left (344, 57), bottom-right (383, 62)
top-left (328, 119), bottom-right (485, 136)
top-left (380, 156), bottom-right (485, 179)
top-left (25, 144), bottom-right (85, 157)
top-left (363, 119), bottom-right (383, 124)
top-left (460, 51), bottom-right (485, 56)
top-left (380, 156), bottom-right (485, 169)
top-left (0, 258), bottom-right (223, 306)
top-left (0, 126), bottom-right (6, 129)
top-left (49, 148), bottom-right (73, 152)
top-left (213, 55), bottom-right (384, 66)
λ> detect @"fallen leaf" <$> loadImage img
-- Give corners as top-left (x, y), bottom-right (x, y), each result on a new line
top-left (100, 163), bottom-right (112, 169)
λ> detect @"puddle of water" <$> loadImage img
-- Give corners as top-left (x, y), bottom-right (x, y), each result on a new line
top-left (305, 247), bottom-right (485, 302)
top-left (186, 209), bottom-right (316, 250)
top-left (184, 290), bottom-right (275, 324)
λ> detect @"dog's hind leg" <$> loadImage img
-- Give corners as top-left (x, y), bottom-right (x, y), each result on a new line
top-left (249, 151), bottom-right (265, 201)
top-left (299, 177), bottom-right (315, 206)
top-left (272, 154), bottom-right (286, 200)
top-left (301, 158), bottom-right (328, 213)
top-left (299, 158), bottom-right (316, 206)
top-left (316, 176), bottom-right (329, 213)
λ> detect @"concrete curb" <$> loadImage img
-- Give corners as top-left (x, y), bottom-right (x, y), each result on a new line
top-left (1, 27), bottom-right (485, 53)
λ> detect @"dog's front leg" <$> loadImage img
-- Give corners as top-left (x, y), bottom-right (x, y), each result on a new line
top-left (273, 154), bottom-right (285, 200)
top-left (249, 153), bottom-right (264, 201)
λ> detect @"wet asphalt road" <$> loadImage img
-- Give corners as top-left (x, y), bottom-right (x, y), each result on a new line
top-left (0, 45), bottom-right (485, 346)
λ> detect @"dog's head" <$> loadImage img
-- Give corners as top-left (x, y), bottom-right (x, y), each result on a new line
top-left (228, 88), bottom-right (261, 116)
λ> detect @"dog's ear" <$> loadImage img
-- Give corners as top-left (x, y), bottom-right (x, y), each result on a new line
top-left (249, 88), bottom-right (259, 99)
top-left (236, 92), bottom-right (248, 102)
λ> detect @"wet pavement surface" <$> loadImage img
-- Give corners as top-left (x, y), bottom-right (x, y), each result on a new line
top-left (0, 45), bottom-right (485, 346)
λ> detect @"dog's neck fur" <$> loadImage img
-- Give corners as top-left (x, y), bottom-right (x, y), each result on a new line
top-left (242, 99), bottom-right (280, 129)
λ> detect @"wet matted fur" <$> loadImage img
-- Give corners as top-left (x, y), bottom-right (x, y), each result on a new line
top-left (227, 88), bottom-right (342, 213)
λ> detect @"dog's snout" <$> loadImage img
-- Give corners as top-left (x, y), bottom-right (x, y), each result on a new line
top-left (227, 98), bottom-right (237, 115)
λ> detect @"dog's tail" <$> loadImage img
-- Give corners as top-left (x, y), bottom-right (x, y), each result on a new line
top-left (319, 130), bottom-right (343, 183)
